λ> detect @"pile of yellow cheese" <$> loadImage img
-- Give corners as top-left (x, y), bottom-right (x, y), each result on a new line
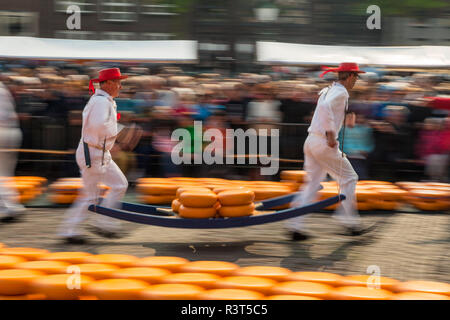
top-left (0, 176), bottom-right (47, 204)
top-left (47, 178), bottom-right (110, 205)
top-left (136, 177), bottom-right (301, 217)
top-left (0, 244), bottom-right (448, 300)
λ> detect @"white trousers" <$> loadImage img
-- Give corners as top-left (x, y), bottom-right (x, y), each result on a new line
top-left (286, 134), bottom-right (361, 232)
top-left (0, 127), bottom-right (25, 217)
top-left (58, 143), bottom-right (128, 237)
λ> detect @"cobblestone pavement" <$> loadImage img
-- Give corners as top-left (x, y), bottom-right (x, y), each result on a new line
top-left (1, 197), bottom-right (449, 283)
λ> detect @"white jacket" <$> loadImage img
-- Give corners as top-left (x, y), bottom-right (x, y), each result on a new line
top-left (308, 82), bottom-right (349, 139)
top-left (81, 89), bottom-right (118, 151)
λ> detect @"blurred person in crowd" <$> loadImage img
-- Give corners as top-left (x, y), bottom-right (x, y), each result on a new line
top-left (58, 68), bottom-right (130, 244)
top-left (191, 91), bottom-right (224, 122)
top-left (224, 83), bottom-right (251, 128)
top-left (415, 117), bottom-right (449, 182)
top-left (370, 105), bottom-right (413, 179)
top-left (338, 113), bottom-right (375, 180)
top-left (287, 63), bottom-right (375, 241)
top-left (0, 81), bottom-right (26, 221)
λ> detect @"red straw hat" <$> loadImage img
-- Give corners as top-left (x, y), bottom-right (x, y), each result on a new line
top-left (319, 62), bottom-right (365, 78)
top-left (89, 68), bottom-right (128, 94)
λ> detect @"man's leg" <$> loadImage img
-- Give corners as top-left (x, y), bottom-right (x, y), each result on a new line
top-left (91, 160), bottom-right (128, 233)
top-left (58, 168), bottom-right (101, 238)
top-left (286, 147), bottom-right (326, 233)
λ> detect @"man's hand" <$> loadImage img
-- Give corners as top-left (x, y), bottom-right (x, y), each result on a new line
top-left (326, 131), bottom-right (337, 148)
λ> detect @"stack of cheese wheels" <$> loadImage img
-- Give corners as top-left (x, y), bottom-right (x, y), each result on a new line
top-left (48, 178), bottom-right (109, 205)
top-left (280, 170), bottom-right (307, 188)
top-left (216, 189), bottom-right (255, 217)
top-left (0, 177), bottom-right (36, 205)
top-left (246, 182), bottom-right (292, 210)
top-left (172, 187), bottom-right (212, 214)
top-left (396, 182), bottom-right (450, 211)
top-left (358, 181), bottom-right (406, 211)
top-left (177, 190), bottom-right (218, 218)
top-left (136, 179), bottom-right (179, 205)
top-left (11, 176), bottom-right (47, 204)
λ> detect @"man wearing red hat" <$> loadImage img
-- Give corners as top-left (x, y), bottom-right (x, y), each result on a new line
top-left (287, 62), bottom-right (375, 241)
top-left (59, 68), bottom-right (129, 244)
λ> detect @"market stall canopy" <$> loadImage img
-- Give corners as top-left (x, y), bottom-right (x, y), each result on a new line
top-left (256, 42), bottom-right (450, 68)
top-left (0, 37), bottom-right (198, 63)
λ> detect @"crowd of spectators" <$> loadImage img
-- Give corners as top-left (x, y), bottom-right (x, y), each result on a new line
top-left (0, 61), bottom-right (449, 182)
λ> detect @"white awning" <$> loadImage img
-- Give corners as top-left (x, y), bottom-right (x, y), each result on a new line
top-left (0, 37), bottom-right (198, 63)
top-left (257, 42), bottom-right (450, 68)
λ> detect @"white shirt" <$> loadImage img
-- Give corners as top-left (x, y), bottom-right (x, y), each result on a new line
top-left (81, 89), bottom-right (118, 151)
top-left (308, 82), bottom-right (349, 139)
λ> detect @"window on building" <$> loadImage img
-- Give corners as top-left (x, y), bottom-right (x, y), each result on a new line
top-left (0, 12), bottom-right (38, 36)
top-left (140, 32), bottom-right (175, 40)
top-left (54, 30), bottom-right (98, 39)
top-left (54, 0), bottom-right (97, 13)
top-left (101, 31), bottom-right (136, 40)
top-left (139, 0), bottom-right (177, 15)
top-left (100, 0), bottom-right (137, 22)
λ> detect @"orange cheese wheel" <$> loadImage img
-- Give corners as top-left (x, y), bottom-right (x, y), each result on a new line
top-left (280, 170), bottom-right (307, 182)
top-left (369, 199), bottom-right (400, 211)
top-left (109, 267), bottom-right (171, 284)
top-left (409, 189), bottom-right (449, 199)
top-left (82, 254), bottom-right (139, 268)
top-left (31, 274), bottom-right (95, 300)
top-left (138, 194), bottom-right (176, 205)
top-left (212, 186), bottom-right (248, 194)
top-left (70, 264), bottom-right (120, 280)
top-left (280, 181), bottom-right (301, 192)
top-left (0, 293), bottom-right (46, 300)
top-left (14, 261), bottom-right (70, 274)
top-left (171, 199), bottom-right (181, 213)
top-left (178, 261), bottom-right (239, 277)
top-left (357, 201), bottom-right (373, 211)
top-left (39, 252), bottom-right (94, 264)
top-left (391, 292), bottom-right (450, 300)
top-left (176, 187), bottom-right (212, 198)
top-left (85, 279), bottom-right (149, 300)
top-left (48, 193), bottom-right (78, 204)
top-left (338, 275), bottom-right (401, 292)
top-left (199, 288), bottom-right (264, 300)
top-left (213, 276), bottom-right (277, 295)
top-left (0, 255), bottom-right (27, 269)
top-left (252, 188), bottom-right (291, 201)
top-left (231, 266), bottom-right (292, 281)
top-left (136, 183), bottom-right (178, 195)
top-left (140, 283), bottom-right (205, 300)
top-left (356, 189), bottom-right (378, 201)
top-left (133, 256), bottom-right (189, 272)
top-left (410, 200), bottom-right (450, 211)
top-left (0, 243), bottom-right (4, 248)
top-left (265, 294), bottom-right (321, 300)
top-left (373, 188), bottom-right (408, 201)
top-left (0, 247), bottom-right (49, 261)
top-left (318, 189), bottom-right (339, 199)
top-left (0, 269), bottom-right (45, 295)
top-left (284, 272), bottom-right (344, 287)
top-left (270, 281), bottom-right (333, 299)
top-left (218, 203), bottom-right (255, 217)
top-left (160, 272), bottom-right (221, 289)
top-left (392, 280), bottom-right (450, 295)
top-left (217, 190), bottom-right (255, 206)
top-left (179, 192), bottom-right (218, 208)
top-left (330, 286), bottom-right (393, 300)
top-left (359, 180), bottom-right (393, 186)
top-left (178, 205), bottom-right (216, 218)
